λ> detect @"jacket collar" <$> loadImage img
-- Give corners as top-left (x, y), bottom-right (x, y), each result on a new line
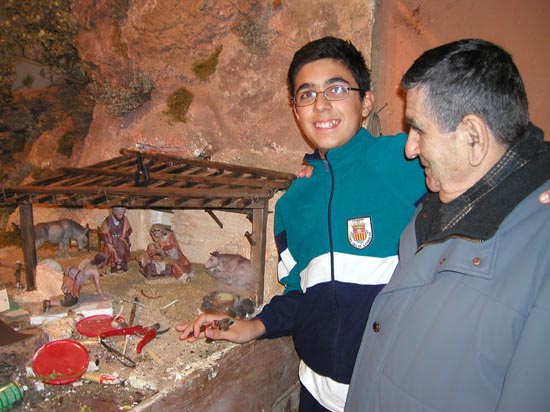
top-left (302, 128), bottom-right (372, 164)
top-left (416, 123), bottom-right (550, 246)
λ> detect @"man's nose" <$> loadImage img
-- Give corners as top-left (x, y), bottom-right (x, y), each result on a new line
top-left (405, 132), bottom-right (420, 159)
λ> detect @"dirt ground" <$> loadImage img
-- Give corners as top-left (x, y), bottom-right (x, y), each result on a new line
top-left (0, 244), bottom-right (254, 411)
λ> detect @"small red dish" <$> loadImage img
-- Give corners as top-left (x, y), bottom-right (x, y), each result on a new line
top-left (31, 340), bottom-right (90, 385)
top-left (76, 314), bottom-right (125, 337)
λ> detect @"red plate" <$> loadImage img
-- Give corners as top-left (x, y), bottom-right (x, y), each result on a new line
top-left (31, 340), bottom-right (90, 385)
top-left (76, 314), bottom-right (125, 337)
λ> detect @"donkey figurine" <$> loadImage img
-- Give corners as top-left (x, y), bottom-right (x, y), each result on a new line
top-left (34, 219), bottom-right (89, 258)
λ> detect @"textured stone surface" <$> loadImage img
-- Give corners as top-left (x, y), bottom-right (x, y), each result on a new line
top-left (70, 0), bottom-right (374, 171)
top-left (9, 0), bottom-right (375, 303)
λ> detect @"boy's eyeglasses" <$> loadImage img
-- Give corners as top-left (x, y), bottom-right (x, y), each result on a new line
top-left (293, 85), bottom-right (365, 107)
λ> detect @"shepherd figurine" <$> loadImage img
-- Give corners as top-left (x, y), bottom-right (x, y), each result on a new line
top-left (99, 207), bottom-right (132, 273)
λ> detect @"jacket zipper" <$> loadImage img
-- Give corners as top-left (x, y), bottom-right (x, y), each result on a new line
top-left (326, 157), bottom-right (344, 376)
top-left (326, 158), bottom-right (335, 281)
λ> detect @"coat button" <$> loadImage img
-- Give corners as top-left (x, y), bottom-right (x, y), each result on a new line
top-left (372, 321), bottom-right (381, 333)
top-left (439, 258), bottom-right (446, 265)
top-left (472, 257), bottom-right (481, 266)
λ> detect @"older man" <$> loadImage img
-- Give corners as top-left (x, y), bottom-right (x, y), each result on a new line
top-left (346, 39), bottom-right (550, 412)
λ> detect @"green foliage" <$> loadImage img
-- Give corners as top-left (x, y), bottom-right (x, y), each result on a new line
top-left (4, 162), bottom-right (33, 186)
top-left (59, 85), bottom-right (94, 139)
top-left (57, 130), bottom-right (78, 156)
top-left (21, 73), bottom-right (34, 88)
top-left (166, 88), bottom-right (194, 123)
top-left (26, 96), bottom-right (48, 117)
top-left (0, 230), bottom-right (21, 248)
top-left (0, 49), bottom-right (15, 105)
top-left (0, 0), bottom-right (86, 104)
top-left (0, 206), bottom-right (17, 237)
top-left (0, 206), bottom-right (16, 220)
top-left (192, 46), bottom-right (223, 82)
top-left (31, 167), bottom-right (55, 181)
top-left (21, 94), bottom-right (62, 133)
top-left (3, 132), bottom-right (26, 155)
top-left (0, 206), bottom-right (17, 232)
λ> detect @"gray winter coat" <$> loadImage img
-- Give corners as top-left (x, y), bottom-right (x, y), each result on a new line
top-left (345, 181), bottom-right (550, 412)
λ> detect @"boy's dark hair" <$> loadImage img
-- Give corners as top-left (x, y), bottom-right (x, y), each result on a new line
top-left (401, 38), bottom-right (529, 145)
top-left (287, 36), bottom-right (371, 100)
top-left (92, 253), bottom-right (107, 267)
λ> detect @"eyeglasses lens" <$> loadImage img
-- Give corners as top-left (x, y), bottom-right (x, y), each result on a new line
top-left (294, 86), bottom-right (351, 107)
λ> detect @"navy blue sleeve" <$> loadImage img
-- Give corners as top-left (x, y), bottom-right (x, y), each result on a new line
top-left (254, 290), bottom-right (303, 339)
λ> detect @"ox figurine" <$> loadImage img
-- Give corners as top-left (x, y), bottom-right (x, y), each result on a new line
top-left (34, 219), bottom-right (89, 258)
top-left (204, 251), bottom-right (253, 290)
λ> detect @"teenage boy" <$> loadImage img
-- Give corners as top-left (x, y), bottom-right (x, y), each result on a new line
top-left (176, 37), bottom-right (426, 412)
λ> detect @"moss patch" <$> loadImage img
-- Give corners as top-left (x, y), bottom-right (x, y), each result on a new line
top-left (166, 87), bottom-right (194, 123)
top-left (31, 167), bottom-right (56, 181)
top-left (0, 230), bottom-right (21, 248)
top-left (192, 45), bottom-right (223, 82)
top-left (57, 130), bottom-right (78, 157)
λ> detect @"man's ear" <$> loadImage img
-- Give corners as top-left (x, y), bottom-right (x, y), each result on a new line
top-left (459, 114), bottom-right (490, 167)
top-left (362, 91), bottom-right (375, 118)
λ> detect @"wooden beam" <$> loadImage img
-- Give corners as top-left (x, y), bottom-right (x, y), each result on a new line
top-left (19, 204), bottom-right (37, 291)
top-left (119, 149), bottom-right (297, 181)
top-left (4, 184), bottom-right (277, 200)
top-left (250, 201), bottom-right (268, 306)
top-left (205, 210), bottom-right (224, 228)
top-left (59, 166), bottom-right (293, 189)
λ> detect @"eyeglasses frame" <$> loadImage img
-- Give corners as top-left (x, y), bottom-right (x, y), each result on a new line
top-left (292, 85), bottom-right (366, 107)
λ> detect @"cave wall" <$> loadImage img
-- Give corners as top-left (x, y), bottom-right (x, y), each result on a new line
top-left (69, 0), bottom-right (374, 169)
top-left (14, 0), bottom-right (375, 302)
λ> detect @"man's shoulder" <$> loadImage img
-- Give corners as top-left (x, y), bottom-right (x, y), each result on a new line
top-left (508, 180), bottom-right (550, 219)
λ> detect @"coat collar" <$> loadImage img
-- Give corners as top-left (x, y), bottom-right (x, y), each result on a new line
top-left (302, 128), bottom-right (373, 164)
top-left (416, 123), bottom-right (550, 246)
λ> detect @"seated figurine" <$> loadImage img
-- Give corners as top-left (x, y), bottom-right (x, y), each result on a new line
top-left (138, 224), bottom-right (193, 281)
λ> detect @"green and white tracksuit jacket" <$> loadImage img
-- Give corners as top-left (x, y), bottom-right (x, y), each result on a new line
top-left (256, 128), bottom-right (426, 411)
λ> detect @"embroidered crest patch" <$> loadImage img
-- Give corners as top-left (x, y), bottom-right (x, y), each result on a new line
top-left (347, 216), bottom-right (373, 249)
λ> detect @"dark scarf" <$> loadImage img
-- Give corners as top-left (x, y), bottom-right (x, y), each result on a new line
top-left (416, 123), bottom-right (550, 246)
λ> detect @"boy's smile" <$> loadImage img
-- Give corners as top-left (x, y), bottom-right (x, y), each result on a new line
top-left (293, 58), bottom-right (373, 157)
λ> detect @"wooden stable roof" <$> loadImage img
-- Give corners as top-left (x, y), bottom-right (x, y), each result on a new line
top-left (0, 148), bottom-right (295, 210)
top-left (1, 148), bottom-right (295, 303)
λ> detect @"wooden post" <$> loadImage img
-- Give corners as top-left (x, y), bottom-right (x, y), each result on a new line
top-left (19, 204), bottom-right (37, 291)
top-left (250, 201), bottom-right (268, 306)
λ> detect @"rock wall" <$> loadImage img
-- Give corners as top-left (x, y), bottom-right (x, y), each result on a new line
top-left (19, 0), bottom-right (375, 301)
top-left (71, 0), bottom-right (374, 170)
